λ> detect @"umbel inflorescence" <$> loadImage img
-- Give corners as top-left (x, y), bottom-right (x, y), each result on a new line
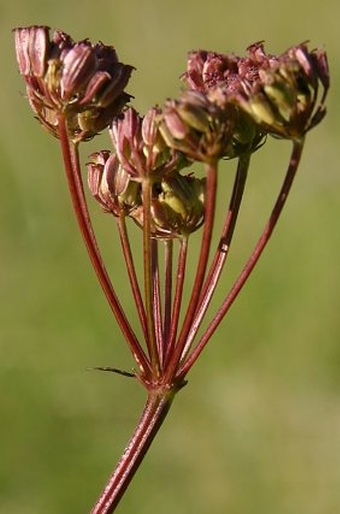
top-left (14, 25), bottom-right (329, 514)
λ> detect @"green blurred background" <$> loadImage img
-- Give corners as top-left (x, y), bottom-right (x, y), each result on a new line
top-left (1, 0), bottom-right (339, 512)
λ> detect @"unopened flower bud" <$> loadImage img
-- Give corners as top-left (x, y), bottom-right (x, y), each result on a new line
top-left (13, 25), bottom-right (134, 142)
top-left (87, 150), bottom-right (111, 205)
top-left (130, 171), bottom-right (206, 239)
top-left (207, 87), bottom-right (266, 157)
top-left (87, 151), bottom-right (141, 216)
top-left (110, 107), bottom-right (179, 179)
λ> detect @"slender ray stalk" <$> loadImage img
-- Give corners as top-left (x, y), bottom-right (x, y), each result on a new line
top-left (142, 178), bottom-right (161, 376)
top-left (180, 153), bottom-right (250, 361)
top-left (163, 239), bottom-right (174, 349)
top-left (57, 116), bottom-right (151, 377)
top-left (178, 138), bottom-right (305, 379)
top-left (117, 215), bottom-right (148, 341)
top-left (164, 161), bottom-right (218, 381)
top-left (165, 237), bottom-right (189, 363)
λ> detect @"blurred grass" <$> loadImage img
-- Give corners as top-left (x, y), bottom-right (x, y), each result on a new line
top-left (1, 0), bottom-right (340, 513)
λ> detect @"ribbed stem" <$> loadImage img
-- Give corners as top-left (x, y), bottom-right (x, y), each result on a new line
top-left (91, 389), bottom-right (176, 514)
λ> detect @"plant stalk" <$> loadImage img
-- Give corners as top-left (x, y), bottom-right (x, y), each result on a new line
top-left (164, 160), bottom-right (218, 381)
top-left (142, 178), bottom-right (161, 376)
top-left (57, 116), bottom-right (151, 377)
top-left (91, 388), bottom-right (176, 514)
top-left (180, 153), bottom-right (250, 361)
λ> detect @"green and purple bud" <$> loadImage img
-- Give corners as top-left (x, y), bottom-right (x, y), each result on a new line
top-left (130, 171), bottom-right (206, 239)
top-left (158, 90), bottom-right (235, 162)
top-left (87, 150), bottom-right (141, 216)
top-left (234, 42), bottom-right (329, 139)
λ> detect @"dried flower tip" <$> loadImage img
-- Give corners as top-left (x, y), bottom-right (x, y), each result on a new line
top-left (13, 25), bottom-right (134, 142)
top-left (182, 43), bottom-right (275, 97)
top-left (183, 50), bottom-right (239, 93)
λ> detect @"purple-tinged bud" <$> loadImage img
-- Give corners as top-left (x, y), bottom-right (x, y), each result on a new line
top-left (87, 150), bottom-right (112, 207)
top-left (142, 107), bottom-right (165, 151)
top-left (60, 44), bottom-right (96, 101)
top-left (110, 108), bottom-right (144, 177)
top-left (110, 107), bottom-right (178, 180)
top-left (13, 25), bottom-right (134, 142)
top-left (14, 25), bottom-right (50, 77)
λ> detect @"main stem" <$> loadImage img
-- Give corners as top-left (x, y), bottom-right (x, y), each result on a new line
top-left (91, 388), bottom-right (176, 514)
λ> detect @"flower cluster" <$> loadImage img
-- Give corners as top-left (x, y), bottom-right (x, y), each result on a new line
top-left (14, 26), bottom-right (133, 141)
top-left (13, 26), bottom-right (330, 513)
top-left (13, 23), bottom-right (330, 385)
top-left (181, 41), bottom-right (329, 139)
top-left (87, 107), bottom-right (205, 239)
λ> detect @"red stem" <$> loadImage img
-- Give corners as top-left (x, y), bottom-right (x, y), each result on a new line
top-left (163, 239), bottom-right (173, 348)
top-left (164, 161), bottom-right (218, 382)
top-left (178, 138), bottom-right (305, 379)
top-left (142, 178), bottom-right (160, 376)
top-left (151, 239), bottom-right (165, 367)
top-left (180, 153), bottom-right (250, 361)
top-left (57, 116), bottom-right (151, 377)
top-left (116, 215), bottom-right (148, 341)
top-left (165, 237), bottom-right (188, 363)
top-left (91, 388), bottom-right (176, 514)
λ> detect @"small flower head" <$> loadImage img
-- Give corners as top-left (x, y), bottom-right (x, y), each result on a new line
top-left (13, 25), bottom-right (134, 142)
top-left (183, 49), bottom-right (239, 92)
top-left (158, 90), bottom-right (235, 162)
top-left (179, 49), bottom-right (268, 158)
top-left (87, 149), bottom-right (205, 239)
top-left (207, 87), bottom-right (266, 157)
top-left (182, 43), bottom-right (275, 97)
top-left (235, 42), bottom-right (329, 139)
